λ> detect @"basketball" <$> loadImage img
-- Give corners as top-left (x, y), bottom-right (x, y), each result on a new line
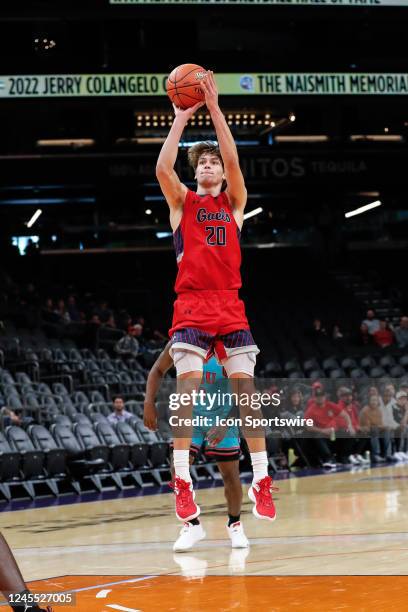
top-left (166, 63), bottom-right (206, 109)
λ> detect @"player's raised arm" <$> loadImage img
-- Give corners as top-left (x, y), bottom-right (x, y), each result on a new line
top-left (156, 102), bottom-right (204, 218)
top-left (201, 71), bottom-right (247, 214)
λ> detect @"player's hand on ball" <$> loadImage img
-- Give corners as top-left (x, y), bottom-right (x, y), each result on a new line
top-left (144, 401), bottom-right (158, 431)
top-left (201, 70), bottom-right (219, 111)
top-left (172, 101), bottom-right (205, 121)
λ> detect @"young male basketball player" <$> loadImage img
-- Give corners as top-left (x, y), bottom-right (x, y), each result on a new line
top-left (144, 342), bottom-right (249, 551)
top-left (0, 533), bottom-right (52, 611)
top-left (156, 70), bottom-right (276, 523)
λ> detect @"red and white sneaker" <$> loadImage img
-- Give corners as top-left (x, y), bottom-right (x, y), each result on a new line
top-left (171, 477), bottom-right (201, 522)
top-left (248, 475), bottom-right (278, 521)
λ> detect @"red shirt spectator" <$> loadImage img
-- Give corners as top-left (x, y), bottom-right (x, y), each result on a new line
top-left (336, 396), bottom-right (359, 430)
top-left (373, 320), bottom-right (394, 348)
top-left (304, 395), bottom-right (343, 429)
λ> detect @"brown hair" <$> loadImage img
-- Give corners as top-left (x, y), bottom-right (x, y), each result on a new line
top-left (187, 141), bottom-right (223, 170)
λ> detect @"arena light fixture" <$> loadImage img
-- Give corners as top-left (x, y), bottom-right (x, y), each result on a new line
top-left (36, 139), bottom-right (95, 148)
top-left (135, 111), bottom-right (275, 129)
top-left (26, 209), bottom-right (42, 228)
top-left (145, 209), bottom-right (152, 215)
top-left (243, 207), bottom-right (263, 220)
top-left (350, 135), bottom-right (403, 142)
top-left (275, 135), bottom-right (329, 142)
top-left (345, 200), bottom-right (382, 219)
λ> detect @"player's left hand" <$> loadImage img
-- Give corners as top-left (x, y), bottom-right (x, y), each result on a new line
top-left (206, 425), bottom-right (227, 447)
top-left (201, 70), bottom-right (219, 111)
top-left (143, 401), bottom-right (158, 431)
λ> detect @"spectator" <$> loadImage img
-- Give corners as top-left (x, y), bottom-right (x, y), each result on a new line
top-left (104, 314), bottom-right (117, 329)
top-left (379, 385), bottom-right (398, 460)
top-left (0, 406), bottom-right (22, 426)
top-left (107, 396), bottom-right (133, 424)
top-left (67, 295), bottom-right (81, 322)
top-left (359, 394), bottom-right (386, 463)
top-left (373, 320), bottom-right (394, 348)
top-left (399, 379), bottom-right (408, 395)
top-left (304, 387), bottom-right (351, 467)
top-left (95, 301), bottom-right (112, 324)
top-left (394, 316), bottom-right (408, 349)
top-left (309, 318), bottom-right (326, 338)
top-left (114, 325), bottom-right (141, 358)
top-left (24, 238), bottom-right (39, 256)
top-left (305, 381), bottom-right (324, 410)
top-left (336, 387), bottom-right (368, 465)
top-left (41, 298), bottom-right (60, 324)
top-left (359, 322), bottom-right (372, 346)
top-left (362, 309), bottom-right (380, 335)
top-left (54, 299), bottom-right (71, 324)
top-left (391, 390), bottom-right (408, 460)
top-left (117, 310), bottom-right (133, 332)
top-left (332, 324), bottom-right (344, 341)
top-left (279, 388), bottom-right (309, 468)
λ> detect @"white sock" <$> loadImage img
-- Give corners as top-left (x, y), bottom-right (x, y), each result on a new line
top-left (173, 450), bottom-right (192, 483)
top-left (250, 451), bottom-right (268, 484)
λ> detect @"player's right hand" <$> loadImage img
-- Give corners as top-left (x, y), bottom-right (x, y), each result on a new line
top-left (143, 401), bottom-right (158, 431)
top-left (172, 101), bottom-right (205, 121)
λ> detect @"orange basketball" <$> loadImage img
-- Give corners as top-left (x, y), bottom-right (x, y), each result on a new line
top-left (166, 63), bottom-right (206, 109)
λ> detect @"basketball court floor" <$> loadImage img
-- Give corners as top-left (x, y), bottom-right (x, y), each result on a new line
top-left (1, 464), bottom-right (408, 610)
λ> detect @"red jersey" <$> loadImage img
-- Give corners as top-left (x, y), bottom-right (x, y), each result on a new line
top-left (304, 400), bottom-right (343, 429)
top-left (173, 189), bottom-right (242, 293)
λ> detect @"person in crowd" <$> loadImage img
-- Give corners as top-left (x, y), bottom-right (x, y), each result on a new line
top-left (336, 387), bottom-right (368, 465)
top-left (372, 319), bottom-right (394, 348)
top-left (362, 309), bottom-right (380, 335)
top-left (41, 298), bottom-right (60, 324)
top-left (54, 299), bottom-right (71, 325)
top-left (379, 385), bottom-right (398, 460)
top-left (107, 396), bottom-right (133, 424)
top-left (305, 381), bottom-right (325, 410)
top-left (332, 324), bottom-right (344, 342)
top-left (117, 310), bottom-right (133, 332)
top-left (67, 295), bottom-right (82, 322)
top-left (359, 393), bottom-right (387, 463)
top-left (391, 390), bottom-right (408, 460)
top-left (104, 314), bottom-right (117, 329)
top-left (304, 386), bottom-right (356, 467)
top-left (0, 406), bottom-right (22, 427)
top-left (309, 318), bottom-right (327, 338)
top-left (394, 316), bottom-right (408, 349)
top-left (94, 301), bottom-right (112, 324)
top-left (279, 388), bottom-right (309, 468)
top-left (114, 325), bottom-right (141, 358)
top-left (359, 322), bottom-right (372, 346)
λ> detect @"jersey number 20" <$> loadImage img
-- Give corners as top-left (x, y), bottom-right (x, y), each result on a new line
top-left (205, 226), bottom-right (226, 246)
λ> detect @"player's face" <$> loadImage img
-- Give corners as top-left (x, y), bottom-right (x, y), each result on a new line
top-left (195, 154), bottom-right (225, 187)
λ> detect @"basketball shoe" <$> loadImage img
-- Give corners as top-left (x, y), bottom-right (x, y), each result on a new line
top-left (171, 477), bottom-right (201, 522)
top-left (227, 521), bottom-right (249, 548)
top-left (248, 475), bottom-right (278, 521)
top-left (173, 522), bottom-right (206, 552)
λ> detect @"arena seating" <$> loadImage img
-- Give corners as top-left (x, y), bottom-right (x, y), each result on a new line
top-left (1, 261), bottom-right (408, 503)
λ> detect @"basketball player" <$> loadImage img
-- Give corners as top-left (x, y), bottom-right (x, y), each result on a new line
top-left (0, 533), bottom-right (52, 611)
top-left (144, 341), bottom-right (249, 551)
top-left (156, 70), bottom-right (276, 522)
